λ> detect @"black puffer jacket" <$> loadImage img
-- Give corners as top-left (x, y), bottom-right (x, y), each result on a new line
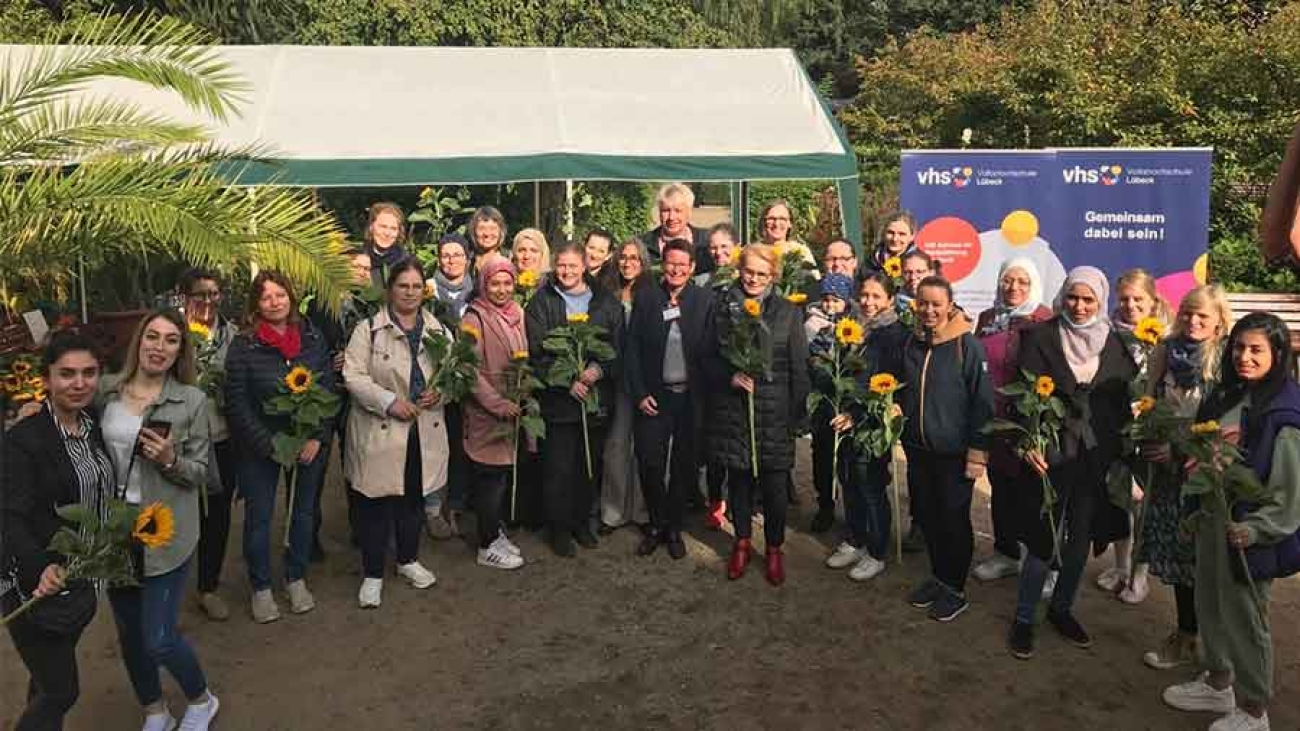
top-left (526, 275), bottom-right (624, 426)
top-left (899, 310), bottom-right (994, 458)
top-left (224, 319), bottom-right (336, 460)
top-left (702, 286), bottom-right (809, 472)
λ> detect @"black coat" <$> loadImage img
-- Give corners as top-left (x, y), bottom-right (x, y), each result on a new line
top-left (702, 287), bottom-right (809, 473)
top-left (224, 319), bottom-right (337, 460)
top-left (641, 224), bottom-right (714, 275)
top-left (526, 276), bottom-right (624, 425)
top-left (1, 405), bottom-right (105, 596)
top-left (1012, 319), bottom-right (1137, 557)
top-left (624, 280), bottom-right (714, 404)
top-left (899, 315), bottom-right (994, 457)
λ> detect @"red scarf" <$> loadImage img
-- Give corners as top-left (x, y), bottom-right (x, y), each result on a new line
top-left (256, 321), bottom-right (301, 360)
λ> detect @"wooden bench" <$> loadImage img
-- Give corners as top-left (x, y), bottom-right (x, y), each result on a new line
top-left (1226, 293), bottom-right (1300, 374)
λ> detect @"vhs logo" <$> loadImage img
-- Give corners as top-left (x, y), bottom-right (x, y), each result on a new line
top-left (1062, 164), bottom-right (1123, 185)
top-left (915, 166), bottom-right (973, 188)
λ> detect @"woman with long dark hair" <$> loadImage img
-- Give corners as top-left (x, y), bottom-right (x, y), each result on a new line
top-left (600, 238), bottom-right (651, 533)
top-left (1162, 312), bottom-right (1300, 731)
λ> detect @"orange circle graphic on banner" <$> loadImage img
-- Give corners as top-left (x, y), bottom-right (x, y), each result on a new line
top-left (916, 216), bottom-right (982, 283)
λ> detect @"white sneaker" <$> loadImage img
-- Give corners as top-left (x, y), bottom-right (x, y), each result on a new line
top-left (1163, 673), bottom-right (1237, 714)
top-left (973, 553), bottom-right (1020, 581)
top-left (1210, 708), bottom-right (1270, 731)
top-left (358, 578), bottom-right (383, 608)
top-left (1041, 570), bottom-right (1059, 601)
top-left (1096, 566), bottom-right (1128, 592)
top-left (497, 529), bottom-right (522, 557)
top-left (848, 554), bottom-right (886, 581)
top-left (285, 579), bottom-right (315, 614)
top-left (478, 538), bottom-right (525, 570)
top-left (178, 694), bottom-right (219, 731)
top-left (141, 711), bottom-right (176, 731)
top-left (1119, 573), bottom-right (1150, 604)
top-left (825, 542), bottom-right (864, 569)
top-left (396, 561), bottom-right (437, 589)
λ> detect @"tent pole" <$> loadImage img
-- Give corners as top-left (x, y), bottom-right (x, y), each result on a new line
top-left (836, 176), bottom-right (864, 257)
top-left (533, 181), bottom-right (540, 229)
top-left (738, 181), bottom-right (750, 244)
top-left (564, 180), bottom-right (575, 240)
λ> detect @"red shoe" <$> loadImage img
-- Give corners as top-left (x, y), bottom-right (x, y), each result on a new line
top-left (705, 500), bottom-right (727, 530)
top-left (765, 546), bottom-right (785, 587)
top-left (727, 538), bottom-right (752, 580)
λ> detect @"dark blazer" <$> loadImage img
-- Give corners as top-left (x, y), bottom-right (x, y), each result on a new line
top-left (641, 224), bottom-right (714, 275)
top-left (525, 275), bottom-right (624, 425)
top-left (624, 279), bottom-right (714, 405)
top-left (1, 405), bottom-right (102, 595)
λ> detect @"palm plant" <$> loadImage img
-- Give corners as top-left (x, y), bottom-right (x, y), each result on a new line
top-left (0, 11), bottom-right (351, 317)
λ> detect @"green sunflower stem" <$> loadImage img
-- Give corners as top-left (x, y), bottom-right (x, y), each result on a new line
top-left (510, 416), bottom-right (520, 522)
top-left (580, 406), bottom-right (593, 482)
top-left (0, 596), bottom-right (41, 626)
top-left (283, 466), bottom-right (297, 549)
top-left (747, 389), bottom-right (758, 480)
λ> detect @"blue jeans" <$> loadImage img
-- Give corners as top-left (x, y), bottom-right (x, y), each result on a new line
top-left (108, 559), bottom-right (207, 706)
top-left (241, 453), bottom-right (324, 591)
top-left (840, 449), bottom-right (892, 560)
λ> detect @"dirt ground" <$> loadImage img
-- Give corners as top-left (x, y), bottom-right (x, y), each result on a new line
top-left (3, 443), bottom-right (1297, 731)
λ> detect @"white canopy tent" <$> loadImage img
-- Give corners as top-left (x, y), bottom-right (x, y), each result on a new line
top-left (6, 45), bottom-right (863, 245)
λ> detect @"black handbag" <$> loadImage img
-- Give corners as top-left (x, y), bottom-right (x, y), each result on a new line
top-left (1, 575), bottom-right (97, 635)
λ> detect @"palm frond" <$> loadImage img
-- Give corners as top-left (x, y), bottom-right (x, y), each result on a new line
top-left (0, 97), bottom-right (210, 162)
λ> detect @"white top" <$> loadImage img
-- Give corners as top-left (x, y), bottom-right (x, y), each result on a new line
top-left (101, 401), bottom-right (144, 505)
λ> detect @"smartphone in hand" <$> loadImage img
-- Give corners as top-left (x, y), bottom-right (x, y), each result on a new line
top-left (143, 420), bottom-right (172, 439)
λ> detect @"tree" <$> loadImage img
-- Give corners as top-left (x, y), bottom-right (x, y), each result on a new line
top-left (0, 11), bottom-right (352, 315)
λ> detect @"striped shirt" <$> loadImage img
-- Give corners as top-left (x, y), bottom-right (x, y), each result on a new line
top-left (50, 409), bottom-right (115, 544)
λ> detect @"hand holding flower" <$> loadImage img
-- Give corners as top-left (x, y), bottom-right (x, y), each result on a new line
top-left (1227, 522), bottom-right (1252, 549)
top-left (731, 373), bottom-right (755, 393)
top-left (417, 389), bottom-right (442, 409)
top-left (830, 413), bottom-right (853, 434)
top-left (1023, 449), bottom-right (1049, 477)
top-left (34, 564), bottom-right (66, 598)
top-left (298, 438), bottom-right (322, 465)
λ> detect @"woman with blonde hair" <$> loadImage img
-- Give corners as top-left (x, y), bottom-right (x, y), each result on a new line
top-left (1129, 285), bottom-right (1233, 671)
top-left (512, 228), bottom-right (551, 275)
top-left (363, 202), bottom-right (408, 290)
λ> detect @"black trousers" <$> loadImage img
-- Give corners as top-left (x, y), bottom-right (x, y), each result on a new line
top-left (7, 617), bottom-right (83, 731)
top-left (196, 438), bottom-right (236, 593)
top-left (471, 461), bottom-right (510, 549)
top-left (444, 404), bottom-right (471, 511)
top-left (988, 464), bottom-right (1023, 560)
top-left (507, 440), bottom-right (544, 529)
top-left (356, 424), bottom-right (424, 578)
top-left (729, 469), bottom-right (788, 546)
top-left (906, 448), bottom-right (974, 593)
top-left (706, 461), bottom-right (727, 503)
top-left (542, 420), bottom-right (605, 534)
top-left (811, 413), bottom-right (836, 512)
top-left (634, 390), bottom-right (696, 532)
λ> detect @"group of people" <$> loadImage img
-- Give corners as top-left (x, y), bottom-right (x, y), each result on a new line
top-left (3, 181), bottom-right (1297, 731)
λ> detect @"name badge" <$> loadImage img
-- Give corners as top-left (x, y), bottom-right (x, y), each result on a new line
top-left (662, 307), bottom-right (681, 322)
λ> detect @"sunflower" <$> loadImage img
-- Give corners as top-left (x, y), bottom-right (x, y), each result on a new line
top-left (566, 313), bottom-right (590, 324)
top-left (517, 270), bottom-right (539, 288)
top-left (511, 350), bottom-right (530, 361)
top-left (1135, 396), bottom-right (1157, 415)
top-left (33, 389), bottom-right (47, 402)
top-left (11, 360), bottom-right (31, 376)
top-left (835, 318), bottom-right (865, 346)
top-left (132, 502), bottom-right (175, 549)
top-left (285, 366), bottom-right (313, 394)
top-left (882, 257), bottom-right (903, 278)
top-left (1134, 317), bottom-right (1165, 345)
top-left (742, 298), bottom-right (761, 318)
top-left (1190, 420), bottom-right (1220, 435)
top-left (786, 292), bottom-right (808, 305)
top-left (423, 281), bottom-right (436, 301)
top-left (729, 248), bottom-right (742, 265)
top-left (1, 374), bottom-right (20, 392)
top-left (10, 392), bottom-right (33, 403)
top-left (24, 376), bottom-right (44, 392)
top-left (869, 373), bottom-right (899, 395)
top-left (1035, 375), bottom-right (1056, 399)
top-left (188, 321), bottom-right (212, 340)
top-left (460, 323), bottom-right (481, 341)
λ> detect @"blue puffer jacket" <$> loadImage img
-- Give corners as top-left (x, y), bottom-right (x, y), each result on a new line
top-left (898, 309), bottom-right (993, 459)
top-left (224, 319), bottom-right (336, 460)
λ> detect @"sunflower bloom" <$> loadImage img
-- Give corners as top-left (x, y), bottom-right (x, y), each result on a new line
top-left (1191, 420), bottom-right (1220, 435)
top-left (1035, 375), bottom-right (1055, 398)
top-left (423, 281), bottom-right (436, 300)
top-left (1135, 396), bottom-right (1156, 415)
top-left (869, 373), bottom-right (899, 395)
top-left (133, 502), bottom-right (175, 549)
top-left (1134, 317), bottom-right (1165, 345)
top-left (511, 350), bottom-right (529, 361)
top-left (517, 269), bottom-right (539, 288)
top-left (188, 321), bottom-right (212, 340)
top-left (2, 374), bottom-right (20, 392)
top-left (285, 366), bottom-right (313, 394)
top-left (460, 323), bottom-right (481, 341)
top-left (882, 257), bottom-right (903, 278)
top-left (25, 376), bottom-right (44, 391)
top-left (33, 389), bottom-right (47, 402)
top-left (11, 360), bottom-right (31, 375)
top-left (742, 299), bottom-right (761, 318)
top-left (566, 313), bottom-right (590, 324)
top-left (835, 318), bottom-right (865, 346)
top-left (730, 248), bottom-right (742, 265)
top-left (786, 292), bottom-right (808, 305)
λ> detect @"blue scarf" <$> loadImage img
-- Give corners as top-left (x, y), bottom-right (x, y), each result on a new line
top-left (389, 306), bottom-right (426, 401)
top-left (1165, 336), bottom-right (1204, 390)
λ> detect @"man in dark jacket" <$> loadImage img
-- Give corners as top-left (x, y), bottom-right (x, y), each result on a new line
top-left (625, 240), bottom-right (714, 559)
top-left (640, 182), bottom-right (714, 275)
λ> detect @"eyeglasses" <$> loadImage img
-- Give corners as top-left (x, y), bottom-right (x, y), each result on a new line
top-left (663, 261), bottom-right (692, 270)
top-left (764, 216), bottom-right (791, 223)
top-left (439, 251), bottom-right (466, 260)
top-left (826, 255), bottom-right (854, 263)
top-left (741, 268), bottom-right (773, 280)
top-left (187, 291), bottom-right (221, 302)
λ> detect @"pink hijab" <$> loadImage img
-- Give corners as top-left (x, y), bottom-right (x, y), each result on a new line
top-left (1054, 266), bottom-right (1111, 383)
top-left (472, 257), bottom-right (523, 328)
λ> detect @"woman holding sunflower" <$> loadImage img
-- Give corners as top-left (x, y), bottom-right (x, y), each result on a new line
top-left (98, 307), bottom-right (219, 730)
top-left (804, 272), bottom-right (861, 533)
top-left (343, 260), bottom-right (449, 605)
top-left (1130, 285), bottom-right (1233, 671)
top-left (827, 271), bottom-right (909, 581)
top-left (863, 210), bottom-right (919, 277)
top-left (3, 331), bottom-right (111, 729)
top-left (225, 271), bottom-right (336, 623)
top-left (702, 243), bottom-right (809, 586)
top-left (1007, 267), bottom-right (1136, 659)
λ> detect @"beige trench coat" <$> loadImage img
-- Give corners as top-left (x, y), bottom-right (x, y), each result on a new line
top-left (343, 308), bottom-right (450, 498)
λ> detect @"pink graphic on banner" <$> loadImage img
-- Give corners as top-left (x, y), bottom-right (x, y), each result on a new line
top-left (916, 216), bottom-right (982, 283)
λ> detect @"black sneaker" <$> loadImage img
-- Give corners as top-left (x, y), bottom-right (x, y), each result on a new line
top-left (551, 533), bottom-right (576, 558)
top-left (927, 589), bottom-right (970, 622)
top-left (635, 531), bottom-right (661, 557)
top-left (1008, 620), bottom-right (1035, 660)
top-left (1047, 609), bottom-right (1093, 649)
top-left (666, 532), bottom-right (687, 560)
top-left (573, 527), bottom-right (599, 550)
top-left (907, 578), bottom-right (946, 609)
top-left (810, 509), bottom-right (834, 533)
